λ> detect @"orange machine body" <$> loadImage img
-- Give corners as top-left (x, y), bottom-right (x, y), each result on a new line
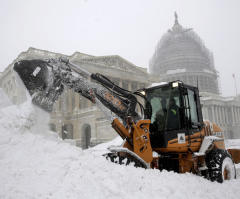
top-left (111, 117), bottom-right (238, 173)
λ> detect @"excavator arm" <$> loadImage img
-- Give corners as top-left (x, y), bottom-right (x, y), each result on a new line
top-left (14, 57), bottom-right (143, 122)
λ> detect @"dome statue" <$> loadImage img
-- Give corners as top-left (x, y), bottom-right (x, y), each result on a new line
top-left (149, 12), bottom-right (219, 94)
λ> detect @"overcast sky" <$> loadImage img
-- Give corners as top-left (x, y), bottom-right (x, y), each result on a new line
top-left (1, 0), bottom-right (239, 96)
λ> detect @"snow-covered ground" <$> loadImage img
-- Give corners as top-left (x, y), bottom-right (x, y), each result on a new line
top-left (0, 102), bottom-right (240, 199)
top-left (225, 139), bottom-right (240, 149)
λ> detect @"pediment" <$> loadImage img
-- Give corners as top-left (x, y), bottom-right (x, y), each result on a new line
top-left (74, 55), bottom-right (147, 75)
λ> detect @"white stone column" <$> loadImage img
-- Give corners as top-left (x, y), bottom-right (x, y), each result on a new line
top-left (216, 106), bottom-right (219, 125)
top-left (238, 107), bottom-right (240, 122)
top-left (75, 93), bottom-right (79, 111)
top-left (237, 107), bottom-right (240, 123)
top-left (69, 89), bottom-right (73, 112)
top-left (226, 107), bottom-right (229, 124)
top-left (216, 106), bottom-right (219, 124)
top-left (205, 106), bottom-right (209, 120)
top-left (206, 107), bottom-right (209, 120)
top-left (55, 100), bottom-right (59, 112)
top-left (237, 107), bottom-right (239, 123)
top-left (223, 107), bottom-right (226, 124)
top-left (119, 80), bottom-right (123, 88)
top-left (226, 107), bottom-right (229, 123)
top-left (232, 107), bottom-right (235, 124)
top-left (201, 106), bottom-right (205, 119)
top-left (235, 107), bottom-right (238, 123)
top-left (206, 106), bottom-right (209, 120)
top-left (212, 106), bottom-right (216, 122)
top-left (88, 77), bottom-right (92, 107)
top-left (233, 106), bottom-right (237, 124)
top-left (202, 106), bottom-right (207, 120)
top-left (218, 106), bottom-right (221, 125)
top-left (220, 106), bottom-right (223, 125)
top-left (236, 107), bottom-right (238, 123)
top-left (128, 81), bottom-right (131, 91)
top-left (223, 107), bottom-right (227, 124)
top-left (217, 106), bottom-right (221, 124)
top-left (219, 106), bottom-right (222, 125)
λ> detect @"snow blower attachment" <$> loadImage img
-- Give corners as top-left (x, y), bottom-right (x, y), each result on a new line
top-left (14, 57), bottom-right (240, 183)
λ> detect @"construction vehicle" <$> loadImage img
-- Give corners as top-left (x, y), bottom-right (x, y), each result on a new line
top-left (14, 57), bottom-right (240, 183)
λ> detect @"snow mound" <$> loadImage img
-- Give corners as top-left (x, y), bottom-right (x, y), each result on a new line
top-left (0, 103), bottom-right (240, 199)
top-left (226, 139), bottom-right (240, 149)
top-left (87, 136), bottom-right (122, 156)
top-left (0, 88), bottom-right (12, 109)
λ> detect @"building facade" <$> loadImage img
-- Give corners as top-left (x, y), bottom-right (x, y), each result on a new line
top-left (0, 47), bottom-right (151, 148)
top-left (149, 13), bottom-right (240, 138)
top-left (1, 14), bottom-right (239, 144)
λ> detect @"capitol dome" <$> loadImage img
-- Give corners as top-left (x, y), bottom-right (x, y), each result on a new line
top-left (149, 13), bottom-right (219, 94)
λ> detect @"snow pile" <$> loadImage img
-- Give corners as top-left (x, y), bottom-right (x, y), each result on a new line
top-left (0, 103), bottom-right (240, 199)
top-left (87, 136), bottom-right (122, 156)
top-left (0, 88), bottom-right (12, 109)
top-left (226, 139), bottom-right (240, 174)
top-left (226, 139), bottom-right (240, 149)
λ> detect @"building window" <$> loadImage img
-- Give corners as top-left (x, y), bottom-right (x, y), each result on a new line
top-left (72, 92), bottom-right (75, 111)
top-left (111, 78), bottom-right (120, 86)
top-left (131, 81), bottom-right (138, 91)
top-left (79, 97), bottom-right (88, 109)
top-left (81, 124), bottom-right (91, 149)
top-left (49, 123), bottom-right (56, 132)
top-left (122, 81), bottom-right (129, 90)
top-left (79, 96), bottom-right (83, 109)
top-left (58, 88), bottom-right (68, 112)
top-left (139, 83), bottom-right (145, 89)
top-left (65, 90), bottom-right (69, 112)
top-left (62, 123), bottom-right (73, 139)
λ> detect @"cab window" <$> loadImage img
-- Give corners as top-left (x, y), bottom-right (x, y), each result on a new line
top-left (146, 85), bottom-right (182, 132)
top-left (183, 89), bottom-right (199, 127)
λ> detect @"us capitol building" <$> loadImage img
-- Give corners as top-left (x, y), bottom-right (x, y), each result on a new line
top-left (0, 13), bottom-right (239, 148)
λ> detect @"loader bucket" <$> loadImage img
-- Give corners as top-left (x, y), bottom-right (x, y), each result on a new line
top-left (14, 59), bottom-right (64, 112)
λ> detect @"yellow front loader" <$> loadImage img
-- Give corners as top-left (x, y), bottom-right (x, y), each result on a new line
top-left (14, 57), bottom-right (240, 183)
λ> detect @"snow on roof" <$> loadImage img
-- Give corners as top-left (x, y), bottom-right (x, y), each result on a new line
top-left (225, 139), bottom-right (240, 149)
top-left (148, 82), bottom-right (168, 88)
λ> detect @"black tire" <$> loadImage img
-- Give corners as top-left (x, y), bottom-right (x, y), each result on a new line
top-left (206, 149), bottom-right (236, 183)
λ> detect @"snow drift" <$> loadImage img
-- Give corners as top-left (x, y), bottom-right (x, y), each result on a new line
top-left (0, 102), bottom-right (240, 199)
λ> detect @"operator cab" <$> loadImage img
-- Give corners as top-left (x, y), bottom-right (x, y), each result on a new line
top-left (141, 81), bottom-right (203, 148)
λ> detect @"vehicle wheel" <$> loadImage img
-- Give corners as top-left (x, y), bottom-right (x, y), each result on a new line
top-left (206, 149), bottom-right (236, 183)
